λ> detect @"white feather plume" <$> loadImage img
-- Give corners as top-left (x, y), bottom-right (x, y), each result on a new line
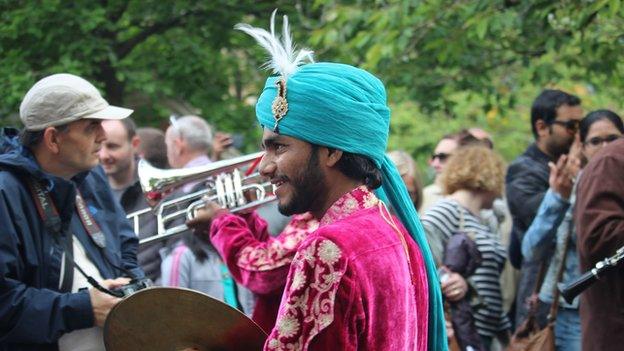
top-left (235, 10), bottom-right (314, 79)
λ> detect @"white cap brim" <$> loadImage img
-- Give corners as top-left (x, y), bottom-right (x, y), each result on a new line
top-left (87, 104), bottom-right (134, 120)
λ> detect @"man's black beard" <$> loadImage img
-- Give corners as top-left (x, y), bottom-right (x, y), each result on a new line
top-left (278, 148), bottom-right (327, 216)
top-left (546, 138), bottom-right (572, 161)
top-left (546, 127), bottom-right (573, 160)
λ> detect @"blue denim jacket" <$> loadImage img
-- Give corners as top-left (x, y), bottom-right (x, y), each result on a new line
top-left (521, 188), bottom-right (580, 309)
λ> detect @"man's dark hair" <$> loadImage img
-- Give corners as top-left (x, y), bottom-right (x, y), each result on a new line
top-left (328, 147), bottom-right (382, 189)
top-left (137, 127), bottom-right (169, 169)
top-left (120, 117), bottom-right (137, 141)
top-left (530, 89), bottom-right (581, 138)
top-left (455, 129), bottom-right (480, 147)
top-left (19, 124), bottom-right (70, 149)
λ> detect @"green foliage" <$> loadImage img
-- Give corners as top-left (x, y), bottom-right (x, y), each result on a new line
top-left (0, 0), bottom-right (287, 152)
top-left (1, 0), bottom-right (624, 168)
top-left (306, 0), bottom-right (624, 180)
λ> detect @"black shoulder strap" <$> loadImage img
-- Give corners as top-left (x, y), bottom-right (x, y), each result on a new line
top-left (26, 177), bottom-right (134, 297)
top-left (26, 177), bottom-right (74, 293)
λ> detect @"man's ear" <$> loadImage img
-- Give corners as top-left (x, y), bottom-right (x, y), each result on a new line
top-left (535, 119), bottom-right (550, 139)
top-left (173, 136), bottom-right (185, 155)
top-left (42, 127), bottom-right (61, 154)
top-left (325, 148), bottom-right (343, 168)
top-left (130, 135), bottom-right (141, 153)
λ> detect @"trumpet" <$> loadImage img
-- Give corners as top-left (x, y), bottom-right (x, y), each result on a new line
top-left (127, 152), bottom-right (276, 245)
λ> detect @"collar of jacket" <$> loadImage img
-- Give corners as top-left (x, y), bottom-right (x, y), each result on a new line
top-left (0, 127), bottom-right (91, 225)
top-left (525, 142), bottom-right (553, 165)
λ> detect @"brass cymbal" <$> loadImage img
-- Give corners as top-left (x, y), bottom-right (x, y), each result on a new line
top-left (104, 287), bottom-right (266, 351)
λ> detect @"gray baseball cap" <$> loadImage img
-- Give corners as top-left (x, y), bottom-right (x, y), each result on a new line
top-left (19, 73), bottom-right (133, 131)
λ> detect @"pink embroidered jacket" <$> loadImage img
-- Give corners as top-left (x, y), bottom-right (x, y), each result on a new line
top-left (264, 186), bottom-right (429, 351)
top-left (210, 210), bottom-right (319, 333)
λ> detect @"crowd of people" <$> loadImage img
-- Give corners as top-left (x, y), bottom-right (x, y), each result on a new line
top-left (1, 12), bottom-right (624, 351)
top-left (414, 90), bottom-right (623, 351)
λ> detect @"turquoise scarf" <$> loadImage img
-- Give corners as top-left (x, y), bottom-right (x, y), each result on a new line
top-left (255, 62), bottom-right (447, 350)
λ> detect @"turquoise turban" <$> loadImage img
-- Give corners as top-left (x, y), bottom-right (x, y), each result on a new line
top-left (256, 62), bottom-right (447, 351)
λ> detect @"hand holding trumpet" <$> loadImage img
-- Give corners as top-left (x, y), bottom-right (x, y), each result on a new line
top-left (186, 197), bottom-right (229, 234)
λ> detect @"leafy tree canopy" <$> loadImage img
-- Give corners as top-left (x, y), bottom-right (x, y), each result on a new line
top-left (0, 0), bottom-right (284, 150)
top-left (1, 0), bottom-right (623, 181)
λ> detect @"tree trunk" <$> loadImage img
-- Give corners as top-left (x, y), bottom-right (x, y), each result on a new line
top-left (95, 59), bottom-right (124, 105)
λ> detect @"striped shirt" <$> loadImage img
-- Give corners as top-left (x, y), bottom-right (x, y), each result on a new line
top-left (422, 198), bottom-right (511, 337)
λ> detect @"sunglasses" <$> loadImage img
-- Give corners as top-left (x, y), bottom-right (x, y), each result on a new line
top-left (431, 153), bottom-right (451, 162)
top-left (585, 134), bottom-right (621, 147)
top-left (551, 119), bottom-right (580, 132)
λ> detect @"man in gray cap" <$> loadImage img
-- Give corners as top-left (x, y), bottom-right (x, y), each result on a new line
top-left (0, 73), bottom-right (145, 351)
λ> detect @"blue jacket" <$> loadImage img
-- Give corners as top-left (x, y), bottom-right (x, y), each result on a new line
top-left (0, 128), bottom-right (144, 351)
top-left (521, 188), bottom-right (580, 309)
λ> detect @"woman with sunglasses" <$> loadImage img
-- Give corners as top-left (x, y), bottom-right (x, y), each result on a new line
top-left (521, 109), bottom-right (624, 351)
top-left (422, 146), bottom-right (511, 349)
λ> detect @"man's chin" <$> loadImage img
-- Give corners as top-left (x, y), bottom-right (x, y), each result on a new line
top-left (546, 143), bottom-right (568, 160)
top-left (277, 203), bottom-right (296, 216)
top-left (277, 200), bottom-right (305, 216)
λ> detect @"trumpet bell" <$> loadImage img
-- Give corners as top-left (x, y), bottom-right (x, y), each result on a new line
top-left (129, 151), bottom-right (276, 245)
top-left (138, 151), bottom-right (265, 206)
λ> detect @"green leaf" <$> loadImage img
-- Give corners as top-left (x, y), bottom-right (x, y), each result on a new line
top-left (475, 18), bottom-right (488, 40)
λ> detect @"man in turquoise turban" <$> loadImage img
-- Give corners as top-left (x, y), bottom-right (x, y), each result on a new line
top-left (192, 11), bottom-right (447, 351)
top-left (247, 11), bottom-right (448, 350)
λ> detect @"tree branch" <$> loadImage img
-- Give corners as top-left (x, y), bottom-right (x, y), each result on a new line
top-left (108, 1), bottom-right (129, 24)
top-left (115, 9), bottom-right (207, 59)
top-left (114, 2), bottom-right (283, 60)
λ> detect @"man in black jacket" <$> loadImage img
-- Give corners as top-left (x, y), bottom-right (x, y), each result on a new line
top-left (100, 118), bottom-right (163, 282)
top-left (506, 89), bottom-right (582, 326)
top-left (0, 73), bottom-right (144, 351)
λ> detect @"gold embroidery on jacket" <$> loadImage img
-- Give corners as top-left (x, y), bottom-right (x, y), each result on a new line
top-left (267, 239), bottom-right (344, 350)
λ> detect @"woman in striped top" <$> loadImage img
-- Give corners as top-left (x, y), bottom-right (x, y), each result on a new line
top-left (422, 146), bottom-right (511, 348)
